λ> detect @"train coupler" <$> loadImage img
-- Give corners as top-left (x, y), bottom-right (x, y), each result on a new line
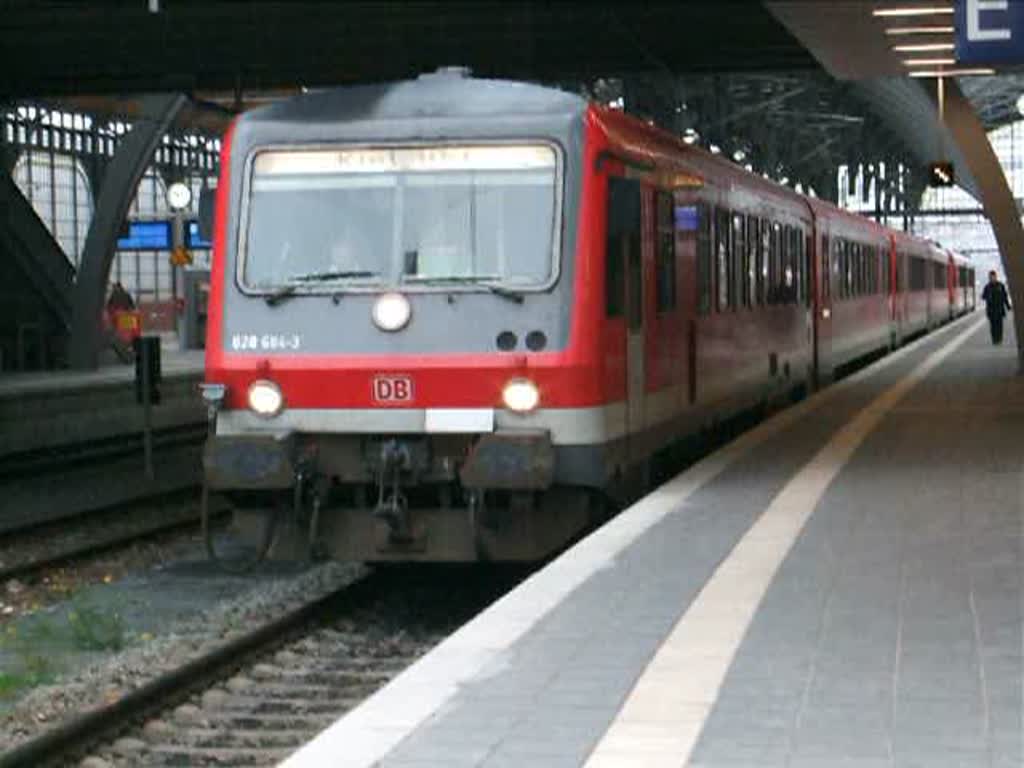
top-left (373, 439), bottom-right (415, 541)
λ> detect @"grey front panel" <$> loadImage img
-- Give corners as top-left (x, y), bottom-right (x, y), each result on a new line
top-left (222, 84), bottom-right (586, 356)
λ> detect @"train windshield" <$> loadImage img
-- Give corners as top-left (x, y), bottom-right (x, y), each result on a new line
top-left (242, 145), bottom-right (560, 291)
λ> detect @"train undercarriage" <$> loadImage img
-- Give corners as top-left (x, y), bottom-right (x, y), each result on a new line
top-left (202, 430), bottom-right (607, 566)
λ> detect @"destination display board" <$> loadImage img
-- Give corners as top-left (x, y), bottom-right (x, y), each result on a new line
top-left (116, 219), bottom-right (209, 250)
top-left (117, 220), bottom-right (172, 250)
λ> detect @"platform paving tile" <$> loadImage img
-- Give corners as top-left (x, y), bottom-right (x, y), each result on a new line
top-left (890, 749), bottom-right (992, 768)
top-left (377, 331), bottom-right (944, 768)
top-left (371, 324), bottom-right (1020, 768)
top-left (689, 327), bottom-right (1023, 768)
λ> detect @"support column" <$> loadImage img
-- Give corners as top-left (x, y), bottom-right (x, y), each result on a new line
top-left (935, 80), bottom-right (1024, 367)
top-left (69, 93), bottom-right (186, 370)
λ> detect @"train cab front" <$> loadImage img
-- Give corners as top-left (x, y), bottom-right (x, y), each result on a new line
top-left (203, 116), bottom-right (601, 563)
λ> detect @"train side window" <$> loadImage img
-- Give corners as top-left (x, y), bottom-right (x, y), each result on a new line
top-left (853, 243), bottom-right (860, 296)
top-left (747, 216), bottom-right (759, 307)
top-left (697, 204), bottom-right (712, 315)
top-left (716, 208), bottom-right (732, 311)
top-left (605, 176), bottom-right (640, 318)
top-left (878, 247), bottom-right (883, 293)
top-left (862, 245), bottom-right (869, 295)
top-left (768, 222), bottom-right (781, 304)
top-left (835, 240), bottom-right (844, 300)
top-left (872, 246), bottom-right (880, 294)
top-left (790, 226), bottom-right (800, 304)
top-left (868, 246), bottom-right (876, 294)
top-left (853, 243), bottom-right (862, 297)
top-left (865, 245), bottom-right (872, 294)
top-left (821, 235), bottom-right (830, 300)
top-left (910, 256), bottom-right (926, 291)
top-left (844, 241), bottom-right (853, 299)
top-left (804, 232), bottom-right (813, 306)
top-left (655, 192), bottom-right (676, 313)
top-left (786, 225), bottom-right (794, 303)
top-left (733, 214), bottom-right (747, 308)
top-left (850, 242), bottom-right (857, 298)
top-left (866, 246), bottom-right (872, 294)
top-left (759, 218), bottom-right (770, 305)
top-left (833, 238), bottom-right (843, 300)
top-left (796, 228), bottom-right (803, 304)
top-left (780, 226), bottom-right (790, 304)
top-left (832, 239), bottom-right (840, 300)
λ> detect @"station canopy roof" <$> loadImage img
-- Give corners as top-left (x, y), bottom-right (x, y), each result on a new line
top-left (3, 1), bottom-right (1023, 206)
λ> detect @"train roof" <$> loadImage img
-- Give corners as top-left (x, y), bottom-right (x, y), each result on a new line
top-left (239, 70), bottom-right (587, 127)
top-left (233, 73), bottom-right (965, 264)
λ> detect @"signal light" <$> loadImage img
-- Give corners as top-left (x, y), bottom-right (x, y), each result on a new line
top-left (927, 162), bottom-right (955, 188)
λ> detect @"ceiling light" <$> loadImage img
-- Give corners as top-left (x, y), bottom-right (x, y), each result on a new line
top-left (873, 7), bottom-right (954, 17)
top-left (892, 43), bottom-right (955, 51)
top-left (1016, 94), bottom-right (1024, 117)
top-left (884, 25), bottom-right (955, 34)
top-left (903, 57), bottom-right (957, 66)
top-left (908, 67), bottom-right (995, 77)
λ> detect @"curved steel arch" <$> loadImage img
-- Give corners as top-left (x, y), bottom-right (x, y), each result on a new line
top-left (68, 92), bottom-right (185, 370)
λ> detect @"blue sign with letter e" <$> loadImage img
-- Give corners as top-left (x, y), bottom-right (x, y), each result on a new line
top-left (955, 0), bottom-right (1024, 65)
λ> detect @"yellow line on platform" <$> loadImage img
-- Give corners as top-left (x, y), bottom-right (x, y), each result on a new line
top-left (583, 317), bottom-right (985, 768)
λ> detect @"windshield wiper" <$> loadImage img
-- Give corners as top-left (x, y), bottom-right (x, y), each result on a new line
top-left (483, 284), bottom-right (525, 304)
top-left (404, 276), bottom-right (525, 304)
top-left (289, 269), bottom-right (378, 282)
top-left (264, 284), bottom-right (298, 307)
top-left (263, 270), bottom-right (379, 307)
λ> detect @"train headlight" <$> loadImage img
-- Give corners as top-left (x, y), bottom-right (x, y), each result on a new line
top-left (247, 379), bottom-right (284, 417)
top-left (372, 292), bottom-right (411, 332)
top-left (502, 378), bottom-right (540, 413)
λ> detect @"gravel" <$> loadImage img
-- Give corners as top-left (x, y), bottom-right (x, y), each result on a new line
top-left (0, 557), bottom-right (365, 752)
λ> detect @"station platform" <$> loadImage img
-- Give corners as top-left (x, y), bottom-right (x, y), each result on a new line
top-left (0, 343), bottom-right (204, 454)
top-left (0, 344), bottom-right (203, 399)
top-left (284, 312), bottom-right (1023, 768)
top-left (0, 343), bottom-right (206, 531)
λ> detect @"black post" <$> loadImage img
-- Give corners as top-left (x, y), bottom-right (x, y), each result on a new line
top-left (134, 336), bottom-right (161, 479)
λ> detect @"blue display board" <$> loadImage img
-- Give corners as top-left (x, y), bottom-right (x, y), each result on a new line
top-left (117, 221), bottom-right (172, 250)
top-left (116, 220), bottom-right (210, 250)
top-left (186, 220), bottom-right (212, 249)
top-left (674, 205), bottom-right (699, 232)
top-left (955, 0), bottom-right (1023, 66)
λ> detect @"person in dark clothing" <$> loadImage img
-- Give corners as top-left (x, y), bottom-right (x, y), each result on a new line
top-left (981, 270), bottom-right (1012, 344)
top-left (106, 281), bottom-right (135, 311)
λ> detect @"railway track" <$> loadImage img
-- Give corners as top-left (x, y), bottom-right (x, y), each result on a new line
top-left (0, 492), bottom-right (215, 585)
top-left (0, 424), bottom-right (207, 484)
top-left (0, 422), bottom-right (211, 584)
top-left (0, 424), bottom-right (207, 541)
top-left (0, 565), bottom-right (526, 768)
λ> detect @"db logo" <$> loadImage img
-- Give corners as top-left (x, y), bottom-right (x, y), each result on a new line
top-left (372, 375), bottom-right (414, 404)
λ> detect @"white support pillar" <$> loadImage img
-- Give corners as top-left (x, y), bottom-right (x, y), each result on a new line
top-left (936, 79), bottom-right (1024, 368)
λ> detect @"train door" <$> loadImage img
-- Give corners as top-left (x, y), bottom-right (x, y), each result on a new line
top-left (608, 177), bottom-right (645, 462)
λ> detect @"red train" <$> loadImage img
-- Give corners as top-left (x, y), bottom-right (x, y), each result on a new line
top-left (200, 72), bottom-right (974, 563)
